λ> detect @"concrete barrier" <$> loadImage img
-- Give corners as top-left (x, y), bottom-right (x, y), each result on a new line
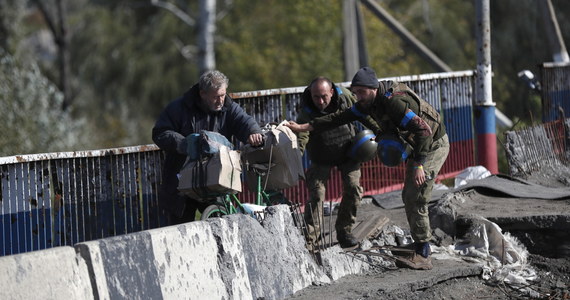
top-left (2, 205), bottom-right (368, 299)
top-left (233, 206), bottom-right (330, 299)
top-left (76, 218), bottom-right (229, 300)
top-left (0, 246), bottom-right (93, 300)
top-left (72, 205), bottom-right (330, 299)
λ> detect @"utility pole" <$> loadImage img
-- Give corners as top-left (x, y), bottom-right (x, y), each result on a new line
top-left (198, 0), bottom-right (216, 75)
top-left (343, 0), bottom-right (369, 81)
top-left (474, 0), bottom-right (498, 174)
top-left (539, 0), bottom-right (570, 63)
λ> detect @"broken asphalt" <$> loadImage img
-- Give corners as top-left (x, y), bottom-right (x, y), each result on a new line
top-left (286, 172), bottom-right (570, 299)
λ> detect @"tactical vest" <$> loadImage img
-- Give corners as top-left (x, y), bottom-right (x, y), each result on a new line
top-left (381, 82), bottom-right (445, 147)
top-left (305, 87), bottom-right (356, 164)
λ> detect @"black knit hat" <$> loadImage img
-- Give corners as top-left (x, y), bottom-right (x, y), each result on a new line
top-left (351, 67), bottom-right (379, 89)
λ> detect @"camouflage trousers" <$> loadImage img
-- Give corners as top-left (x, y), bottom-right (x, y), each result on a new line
top-left (304, 160), bottom-right (363, 243)
top-left (403, 134), bottom-right (450, 243)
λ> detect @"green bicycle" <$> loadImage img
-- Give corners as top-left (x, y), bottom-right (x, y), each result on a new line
top-left (200, 162), bottom-right (289, 220)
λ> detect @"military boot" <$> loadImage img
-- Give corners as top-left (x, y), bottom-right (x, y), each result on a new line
top-left (393, 242), bottom-right (433, 270)
top-left (337, 232), bottom-right (359, 248)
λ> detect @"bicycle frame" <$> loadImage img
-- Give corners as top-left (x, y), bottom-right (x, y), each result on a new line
top-left (201, 171), bottom-right (287, 220)
top-left (220, 193), bottom-right (244, 215)
top-left (255, 172), bottom-right (282, 206)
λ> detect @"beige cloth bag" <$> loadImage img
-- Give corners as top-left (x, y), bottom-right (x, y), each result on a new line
top-left (241, 121), bottom-right (305, 191)
top-left (178, 145), bottom-right (242, 199)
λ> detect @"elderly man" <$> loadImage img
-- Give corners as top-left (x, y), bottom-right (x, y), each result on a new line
top-left (152, 70), bottom-right (263, 225)
top-left (297, 77), bottom-right (379, 248)
top-left (287, 67), bottom-right (449, 270)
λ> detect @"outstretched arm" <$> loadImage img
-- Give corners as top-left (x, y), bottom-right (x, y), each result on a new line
top-left (284, 121), bottom-right (313, 132)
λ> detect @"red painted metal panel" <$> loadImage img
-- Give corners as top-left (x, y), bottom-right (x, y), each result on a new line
top-left (237, 139), bottom-right (475, 205)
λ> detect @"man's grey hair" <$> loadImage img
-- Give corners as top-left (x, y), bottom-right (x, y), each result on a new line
top-left (309, 76), bottom-right (333, 90)
top-left (199, 70), bottom-right (229, 92)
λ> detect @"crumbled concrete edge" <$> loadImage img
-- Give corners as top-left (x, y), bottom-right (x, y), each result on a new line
top-left (318, 246), bottom-right (371, 281)
top-left (429, 192), bottom-right (466, 237)
top-left (231, 205), bottom-right (332, 299)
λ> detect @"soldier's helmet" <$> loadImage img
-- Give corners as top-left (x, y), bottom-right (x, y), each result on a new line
top-left (377, 133), bottom-right (412, 167)
top-left (347, 129), bottom-right (378, 162)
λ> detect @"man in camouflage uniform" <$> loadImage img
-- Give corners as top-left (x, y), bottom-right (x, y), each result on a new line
top-left (296, 77), bottom-right (379, 248)
top-left (287, 68), bottom-right (449, 270)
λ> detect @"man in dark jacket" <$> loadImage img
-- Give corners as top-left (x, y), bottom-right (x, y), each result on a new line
top-left (152, 70), bottom-right (263, 224)
top-left (297, 77), bottom-right (379, 248)
top-left (287, 68), bottom-right (449, 270)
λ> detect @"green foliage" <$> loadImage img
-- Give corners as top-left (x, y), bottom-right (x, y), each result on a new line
top-left (489, 0), bottom-right (553, 122)
top-left (0, 0), bottom-right (26, 52)
top-left (217, 0), bottom-right (344, 89)
top-left (366, 0), bottom-right (474, 75)
top-left (0, 49), bottom-right (84, 156)
top-left (1, 0), bottom-right (569, 157)
top-left (69, 3), bottom-right (200, 147)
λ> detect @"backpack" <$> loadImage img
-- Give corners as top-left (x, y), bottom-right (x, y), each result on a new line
top-left (185, 130), bottom-right (234, 161)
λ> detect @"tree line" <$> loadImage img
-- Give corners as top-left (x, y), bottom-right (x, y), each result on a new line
top-left (0, 0), bottom-right (568, 157)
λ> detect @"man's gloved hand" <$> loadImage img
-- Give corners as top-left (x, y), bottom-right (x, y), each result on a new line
top-left (248, 133), bottom-right (264, 147)
top-left (176, 138), bottom-right (188, 155)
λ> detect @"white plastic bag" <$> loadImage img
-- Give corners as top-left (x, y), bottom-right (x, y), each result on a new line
top-left (454, 165), bottom-right (491, 188)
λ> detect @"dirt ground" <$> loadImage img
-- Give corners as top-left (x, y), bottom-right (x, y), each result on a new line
top-left (286, 167), bottom-right (570, 300)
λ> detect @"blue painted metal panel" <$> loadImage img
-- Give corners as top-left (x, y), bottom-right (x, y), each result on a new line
top-left (543, 90), bottom-right (570, 121)
top-left (541, 63), bottom-right (570, 122)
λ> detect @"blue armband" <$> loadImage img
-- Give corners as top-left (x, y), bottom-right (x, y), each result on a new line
top-left (400, 111), bottom-right (417, 128)
top-left (350, 104), bottom-right (368, 118)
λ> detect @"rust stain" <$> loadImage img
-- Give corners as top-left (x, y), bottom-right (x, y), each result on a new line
top-left (53, 193), bottom-right (62, 211)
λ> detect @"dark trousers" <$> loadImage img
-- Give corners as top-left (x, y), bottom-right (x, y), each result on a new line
top-left (159, 187), bottom-right (209, 226)
top-left (304, 160), bottom-right (363, 243)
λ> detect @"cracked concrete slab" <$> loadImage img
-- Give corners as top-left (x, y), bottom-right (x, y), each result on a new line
top-left (430, 190), bottom-right (570, 236)
top-left (287, 259), bottom-right (483, 299)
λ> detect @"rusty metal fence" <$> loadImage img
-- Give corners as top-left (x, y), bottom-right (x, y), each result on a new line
top-left (504, 118), bottom-right (570, 177)
top-left (0, 146), bottom-right (166, 256)
top-left (1, 70), bottom-right (477, 256)
top-left (505, 62), bottom-right (570, 176)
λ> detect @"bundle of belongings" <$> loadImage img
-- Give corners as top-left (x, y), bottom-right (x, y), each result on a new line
top-left (177, 131), bottom-right (242, 199)
top-left (241, 121), bottom-right (305, 192)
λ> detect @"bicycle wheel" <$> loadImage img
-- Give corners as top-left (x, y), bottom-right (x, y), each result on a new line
top-left (201, 203), bottom-right (229, 220)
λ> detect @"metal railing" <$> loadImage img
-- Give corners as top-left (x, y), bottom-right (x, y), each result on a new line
top-left (233, 70), bottom-right (476, 202)
top-left (503, 62), bottom-right (570, 177)
top-left (505, 118), bottom-right (569, 177)
top-left (1, 70), bottom-right (477, 256)
top-left (0, 146), bottom-right (166, 256)
top-left (540, 62), bottom-right (570, 122)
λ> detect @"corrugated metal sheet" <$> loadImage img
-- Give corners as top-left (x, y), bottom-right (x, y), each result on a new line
top-left (1, 70), bottom-right (477, 256)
